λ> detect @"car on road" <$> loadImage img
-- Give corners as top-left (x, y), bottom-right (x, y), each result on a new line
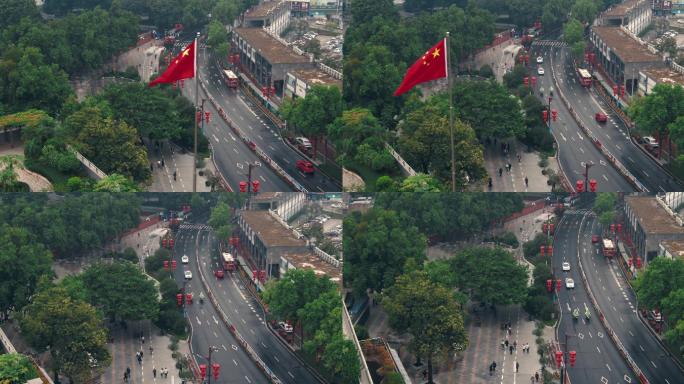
top-left (536, 56), bottom-right (543, 63)
top-left (215, 269), bottom-right (224, 279)
top-left (278, 321), bottom-right (293, 333)
top-left (594, 112), bottom-right (608, 123)
top-left (294, 137), bottom-right (313, 155)
top-left (296, 160), bottom-right (314, 174)
top-left (562, 262), bottom-right (571, 271)
top-left (565, 278), bottom-right (575, 289)
top-left (537, 67), bottom-right (545, 75)
top-left (592, 234), bottom-right (599, 244)
top-left (181, 255), bottom-right (189, 264)
top-left (642, 136), bottom-right (659, 148)
top-left (184, 270), bottom-right (193, 279)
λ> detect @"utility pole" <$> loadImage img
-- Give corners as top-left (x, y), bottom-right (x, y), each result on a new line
top-left (193, 32), bottom-right (200, 193)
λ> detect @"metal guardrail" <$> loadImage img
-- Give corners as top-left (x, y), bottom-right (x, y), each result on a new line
top-left (384, 142), bottom-right (417, 177)
top-left (187, 229), bottom-right (283, 384)
top-left (552, 59), bottom-right (648, 192)
top-left (198, 78), bottom-right (308, 193)
top-left (575, 213), bottom-right (650, 384)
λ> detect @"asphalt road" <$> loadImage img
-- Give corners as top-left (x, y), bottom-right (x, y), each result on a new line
top-left (580, 213), bottom-right (684, 383)
top-left (530, 43), bottom-right (635, 192)
top-left (177, 224), bottom-right (322, 384)
top-left (173, 227), bottom-right (268, 383)
top-left (554, 211), bottom-right (636, 384)
top-left (553, 47), bottom-right (683, 192)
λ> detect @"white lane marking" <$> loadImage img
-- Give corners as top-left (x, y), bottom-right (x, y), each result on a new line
top-left (213, 315), bottom-right (219, 325)
top-left (212, 134), bottom-right (219, 142)
top-left (196, 316), bottom-right (202, 325)
top-left (233, 359), bottom-right (237, 366)
top-left (222, 344), bottom-right (227, 351)
top-left (639, 345), bottom-right (645, 352)
top-left (597, 346), bottom-right (601, 353)
top-left (606, 364), bottom-right (611, 372)
top-left (274, 356), bottom-right (280, 363)
top-left (602, 174), bottom-right (608, 181)
top-left (628, 330), bottom-right (634, 336)
top-left (245, 376), bottom-right (251, 383)
top-left (651, 361), bottom-right (657, 368)
top-left (288, 372), bottom-right (295, 379)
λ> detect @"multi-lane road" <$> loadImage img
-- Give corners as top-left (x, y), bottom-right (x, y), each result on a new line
top-left (554, 208), bottom-right (684, 384)
top-left (174, 38), bottom-right (341, 192)
top-left (530, 40), bottom-right (684, 192)
top-left (173, 223), bottom-right (322, 384)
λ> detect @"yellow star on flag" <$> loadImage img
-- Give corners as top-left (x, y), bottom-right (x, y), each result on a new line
top-left (432, 48), bottom-right (440, 58)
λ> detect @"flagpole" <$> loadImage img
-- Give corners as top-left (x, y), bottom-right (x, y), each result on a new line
top-left (193, 32), bottom-right (199, 193)
top-left (445, 32), bottom-right (456, 192)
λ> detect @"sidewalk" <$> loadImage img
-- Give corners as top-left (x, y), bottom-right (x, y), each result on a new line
top-left (146, 139), bottom-right (214, 192)
top-left (483, 139), bottom-right (556, 192)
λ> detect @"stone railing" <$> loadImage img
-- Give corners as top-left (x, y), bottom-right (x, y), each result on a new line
top-left (342, 299), bottom-right (373, 384)
top-left (385, 142), bottom-right (417, 177)
top-left (66, 144), bottom-right (107, 180)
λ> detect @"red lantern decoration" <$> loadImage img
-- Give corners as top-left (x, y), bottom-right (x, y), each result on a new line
top-left (531, 76), bottom-right (537, 87)
top-left (252, 270), bottom-right (257, 280)
top-left (259, 270), bottom-right (266, 281)
top-left (576, 180), bottom-right (584, 193)
top-left (613, 85), bottom-right (618, 96)
top-left (569, 351), bottom-right (576, 367)
top-left (524, 55), bottom-right (529, 65)
top-left (636, 257), bottom-right (642, 268)
top-left (205, 111), bottom-right (211, 123)
top-left (523, 76), bottom-right (529, 87)
top-left (556, 279), bottom-right (561, 292)
top-left (164, 260), bottom-right (169, 271)
top-left (212, 363), bottom-right (220, 380)
top-left (518, 55), bottom-right (524, 64)
top-left (610, 224), bottom-right (615, 233)
top-left (169, 239), bottom-right (175, 248)
top-left (617, 224), bottom-right (622, 232)
top-left (543, 223), bottom-right (548, 233)
top-left (252, 180), bottom-right (260, 193)
top-left (628, 258), bottom-right (633, 267)
top-left (176, 293), bottom-right (183, 306)
top-left (551, 110), bottom-right (558, 122)
top-left (550, 224), bottom-right (555, 234)
top-left (546, 279), bottom-right (553, 293)
top-left (540, 245), bottom-right (546, 257)
top-left (162, 238), bottom-right (168, 248)
top-left (239, 181), bottom-right (247, 193)
top-left (542, 110), bottom-right (548, 122)
top-left (589, 179), bottom-right (597, 192)
top-left (555, 350), bottom-right (563, 367)
top-left (171, 260), bottom-right (177, 270)
top-left (261, 86), bottom-right (268, 97)
top-left (199, 364), bottom-right (207, 379)
top-left (620, 85), bottom-right (626, 97)
top-left (185, 293), bottom-right (193, 304)
top-left (269, 86), bottom-right (276, 96)
top-left (547, 245), bottom-right (553, 256)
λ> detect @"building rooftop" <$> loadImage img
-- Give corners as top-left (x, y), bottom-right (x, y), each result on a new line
top-left (592, 26), bottom-right (662, 63)
top-left (290, 69), bottom-right (342, 88)
top-left (602, 0), bottom-right (646, 17)
top-left (642, 67), bottom-right (684, 87)
top-left (235, 28), bottom-right (310, 64)
top-left (244, 1), bottom-right (284, 18)
top-left (660, 240), bottom-right (684, 259)
top-left (281, 251), bottom-right (342, 283)
top-left (626, 196), bottom-right (684, 234)
top-left (240, 210), bottom-right (307, 248)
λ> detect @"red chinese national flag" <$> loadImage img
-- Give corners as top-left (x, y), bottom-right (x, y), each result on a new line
top-left (394, 38), bottom-right (447, 96)
top-left (149, 40), bottom-right (196, 87)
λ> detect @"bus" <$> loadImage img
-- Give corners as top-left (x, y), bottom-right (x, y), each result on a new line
top-left (578, 68), bottom-right (592, 87)
top-left (222, 252), bottom-right (236, 271)
top-left (223, 69), bottom-right (238, 89)
top-left (602, 238), bottom-right (615, 258)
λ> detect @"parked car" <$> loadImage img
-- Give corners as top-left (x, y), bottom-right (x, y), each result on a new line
top-left (296, 160), bottom-right (314, 174)
top-left (278, 321), bottom-right (293, 333)
top-left (565, 278), bottom-right (575, 289)
top-left (595, 112), bottom-right (608, 123)
top-left (294, 137), bottom-right (313, 154)
top-left (592, 234), bottom-right (599, 244)
top-left (184, 270), bottom-right (193, 279)
top-left (215, 269), bottom-right (225, 279)
top-left (642, 136), bottom-right (659, 149)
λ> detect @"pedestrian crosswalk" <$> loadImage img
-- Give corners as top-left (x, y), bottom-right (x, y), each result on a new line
top-left (179, 223), bottom-right (212, 231)
top-left (532, 40), bottom-right (568, 48)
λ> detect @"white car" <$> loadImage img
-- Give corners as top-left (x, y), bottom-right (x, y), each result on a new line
top-left (536, 56), bottom-right (543, 63)
top-left (565, 278), bottom-right (575, 289)
top-left (184, 270), bottom-right (193, 279)
top-left (181, 255), bottom-right (189, 264)
top-left (278, 321), bottom-right (293, 333)
top-left (562, 262), bottom-right (570, 271)
top-left (537, 67), bottom-right (545, 75)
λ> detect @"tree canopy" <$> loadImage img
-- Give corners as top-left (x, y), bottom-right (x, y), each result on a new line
top-left (343, 208), bottom-right (426, 296)
top-left (0, 353), bottom-right (38, 383)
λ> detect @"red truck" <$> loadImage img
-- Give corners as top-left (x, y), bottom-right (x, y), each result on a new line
top-left (296, 160), bottom-right (314, 175)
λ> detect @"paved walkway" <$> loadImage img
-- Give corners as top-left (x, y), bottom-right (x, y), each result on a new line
top-left (146, 140), bottom-right (215, 192)
top-left (342, 168), bottom-right (365, 191)
top-left (483, 139), bottom-right (557, 192)
top-left (0, 143), bottom-right (53, 192)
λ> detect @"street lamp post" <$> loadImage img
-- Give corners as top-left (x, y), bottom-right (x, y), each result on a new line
top-left (560, 333), bottom-right (576, 384)
top-left (197, 346), bottom-right (219, 384)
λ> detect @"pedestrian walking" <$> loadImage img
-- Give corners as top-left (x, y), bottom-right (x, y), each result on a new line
top-left (140, 350), bottom-right (144, 359)
top-left (501, 339), bottom-right (506, 349)
top-left (153, 367), bottom-right (157, 378)
top-left (499, 168), bottom-right (503, 177)
top-left (535, 372), bottom-right (540, 382)
top-left (161, 159), bottom-right (165, 167)
top-left (516, 362), bottom-right (519, 372)
top-left (513, 340), bottom-right (517, 350)
top-left (505, 340), bottom-right (509, 348)
top-left (157, 160), bottom-right (162, 168)
top-left (531, 376), bottom-right (535, 384)
top-left (525, 177), bottom-right (529, 187)
top-left (509, 345), bottom-right (514, 354)
top-left (517, 154), bottom-right (521, 163)
top-left (150, 346), bottom-right (154, 354)
top-left (150, 163), bottom-right (154, 172)
top-left (141, 335), bottom-right (145, 344)
top-left (508, 325), bottom-right (512, 335)
top-left (489, 363), bottom-right (493, 375)
top-left (124, 372), bottom-right (128, 383)
top-left (492, 361), bottom-right (497, 371)
top-left (173, 171), bottom-right (177, 181)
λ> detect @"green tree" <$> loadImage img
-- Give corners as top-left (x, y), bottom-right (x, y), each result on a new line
top-left (571, 0), bottom-right (599, 25)
top-left (629, 83), bottom-right (684, 155)
top-left (208, 201), bottom-right (234, 241)
top-left (320, 334), bottom-right (361, 383)
top-left (350, 0), bottom-right (397, 26)
top-left (81, 262), bottom-right (159, 322)
top-left (449, 247), bottom-right (528, 306)
top-left (281, 85), bottom-right (342, 145)
top-left (383, 270), bottom-right (467, 383)
top-left (634, 257), bottom-right (684, 310)
top-left (343, 208), bottom-right (426, 296)
top-left (0, 225), bottom-right (53, 318)
top-left (212, 0), bottom-right (239, 25)
top-left (262, 269), bottom-right (336, 325)
top-left (656, 36), bottom-right (678, 58)
top-left (20, 286), bottom-right (110, 383)
top-left (398, 173), bottom-right (444, 192)
top-left (64, 106), bottom-right (150, 181)
top-left (93, 173), bottom-right (140, 191)
top-left (0, 353), bottom-right (38, 383)
top-left (207, 19), bottom-right (229, 50)
top-left (563, 18), bottom-right (585, 45)
top-left (327, 108), bottom-right (388, 168)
